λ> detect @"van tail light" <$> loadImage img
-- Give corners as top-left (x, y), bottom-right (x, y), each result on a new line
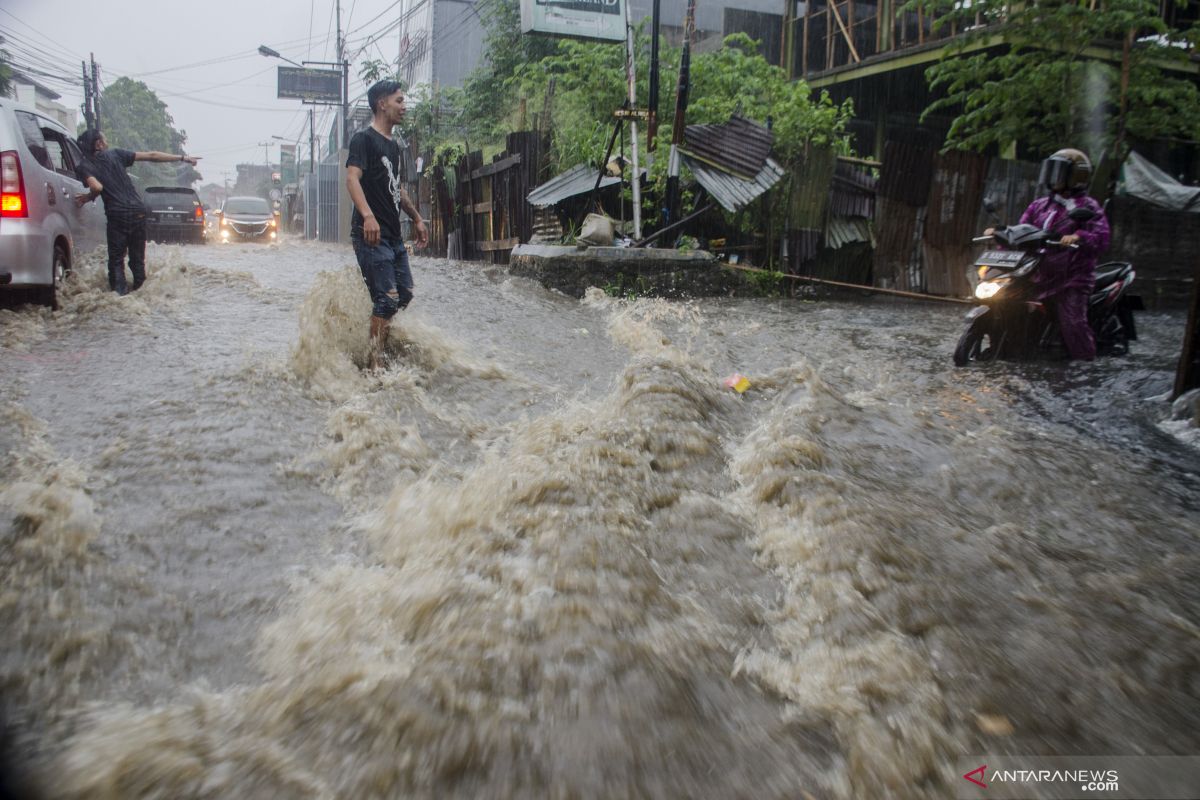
top-left (194, 206), bottom-right (203, 219)
top-left (1, 151), bottom-right (27, 218)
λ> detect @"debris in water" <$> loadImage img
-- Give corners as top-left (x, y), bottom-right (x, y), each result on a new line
top-left (975, 713), bottom-right (1015, 736)
top-left (723, 373), bottom-right (751, 393)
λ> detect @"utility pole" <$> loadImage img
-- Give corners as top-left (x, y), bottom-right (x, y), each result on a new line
top-left (623, 0), bottom-right (641, 240)
top-left (309, 108), bottom-right (316, 173)
top-left (664, 0), bottom-right (695, 224)
top-left (90, 53), bottom-right (102, 132)
top-left (81, 61), bottom-right (95, 130)
top-left (647, 0), bottom-right (661, 151)
top-left (258, 141), bottom-right (271, 168)
top-left (337, 0), bottom-right (348, 150)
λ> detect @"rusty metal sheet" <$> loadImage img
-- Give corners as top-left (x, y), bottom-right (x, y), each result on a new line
top-left (785, 229), bottom-right (823, 273)
top-left (682, 115), bottom-right (774, 180)
top-left (829, 162), bottom-right (876, 218)
top-left (873, 196), bottom-right (924, 291)
top-left (923, 243), bottom-right (973, 297)
top-left (789, 145), bottom-right (838, 230)
top-left (924, 149), bottom-right (988, 247)
top-left (878, 140), bottom-right (935, 206)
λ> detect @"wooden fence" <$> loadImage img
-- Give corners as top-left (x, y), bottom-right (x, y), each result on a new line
top-left (422, 131), bottom-right (550, 264)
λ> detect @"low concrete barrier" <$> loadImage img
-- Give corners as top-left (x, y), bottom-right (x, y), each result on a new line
top-left (508, 244), bottom-right (745, 298)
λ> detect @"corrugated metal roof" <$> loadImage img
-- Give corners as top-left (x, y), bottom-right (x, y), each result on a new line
top-left (829, 163), bottom-right (876, 218)
top-left (527, 163), bottom-right (622, 208)
top-left (825, 216), bottom-right (874, 250)
top-left (683, 154), bottom-right (785, 213)
top-left (682, 115), bottom-right (773, 180)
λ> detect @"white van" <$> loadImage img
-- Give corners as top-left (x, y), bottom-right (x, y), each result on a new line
top-left (0, 97), bottom-right (104, 308)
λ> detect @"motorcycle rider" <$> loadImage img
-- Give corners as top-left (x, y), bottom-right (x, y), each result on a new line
top-left (986, 148), bottom-right (1111, 360)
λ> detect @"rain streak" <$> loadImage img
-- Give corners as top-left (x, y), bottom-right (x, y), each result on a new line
top-left (1, 241), bottom-right (1198, 798)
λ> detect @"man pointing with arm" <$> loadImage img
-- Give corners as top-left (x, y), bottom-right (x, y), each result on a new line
top-left (75, 129), bottom-right (201, 295)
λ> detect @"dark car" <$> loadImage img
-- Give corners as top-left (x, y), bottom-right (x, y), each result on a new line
top-left (144, 186), bottom-right (206, 244)
top-left (219, 196), bottom-right (277, 243)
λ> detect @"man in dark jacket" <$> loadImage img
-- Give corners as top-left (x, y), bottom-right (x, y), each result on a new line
top-left (74, 130), bottom-right (201, 294)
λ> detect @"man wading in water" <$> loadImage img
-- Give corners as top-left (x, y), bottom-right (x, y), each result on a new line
top-left (346, 80), bottom-right (429, 370)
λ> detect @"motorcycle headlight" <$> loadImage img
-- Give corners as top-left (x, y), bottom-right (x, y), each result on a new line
top-left (975, 279), bottom-right (1007, 300)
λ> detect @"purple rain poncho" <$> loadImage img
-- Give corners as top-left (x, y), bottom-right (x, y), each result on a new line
top-left (1018, 192), bottom-right (1111, 299)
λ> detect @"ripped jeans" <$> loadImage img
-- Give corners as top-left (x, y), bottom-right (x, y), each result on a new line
top-left (351, 232), bottom-right (413, 319)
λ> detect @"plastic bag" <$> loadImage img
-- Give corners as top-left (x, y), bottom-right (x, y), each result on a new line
top-left (576, 213), bottom-right (615, 247)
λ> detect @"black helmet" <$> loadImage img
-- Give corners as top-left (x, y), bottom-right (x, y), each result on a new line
top-left (1039, 148), bottom-right (1091, 193)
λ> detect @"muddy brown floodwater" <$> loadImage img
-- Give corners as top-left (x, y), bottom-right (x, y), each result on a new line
top-left (1, 237), bottom-right (1197, 799)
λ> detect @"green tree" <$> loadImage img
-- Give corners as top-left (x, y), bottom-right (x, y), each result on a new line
top-left (97, 76), bottom-right (200, 186)
top-left (358, 58), bottom-right (401, 89)
top-left (514, 31), bottom-right (853, 228)
top-left (913, 0), bottom-right (1200, 162)
top-left (384, 0), bottom-right (563, 157)
top-left (689, 33), bottom-right (852, 164)
top-left (0, 38), bottom-right (13, 99)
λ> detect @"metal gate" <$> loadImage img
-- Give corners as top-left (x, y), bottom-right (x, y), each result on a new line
top-left (305, 162), bottom-right (341, 242)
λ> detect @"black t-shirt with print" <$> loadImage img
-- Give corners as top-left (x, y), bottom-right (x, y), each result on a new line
top-left (346, 127), bottom-right (404, 241)
top-left (77, 148), bottom-right (145, 216)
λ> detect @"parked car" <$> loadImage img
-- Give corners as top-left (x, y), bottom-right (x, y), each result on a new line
top-left (218, 196), bottom-right (277, 243)
top-left (0, 97), bottom-right (104, 308)
top-left (144, 186), bottom-right (206, 244)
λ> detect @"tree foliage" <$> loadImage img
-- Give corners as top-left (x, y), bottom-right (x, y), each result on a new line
top-left (98, 77), bottom-right (200, 185)
top-left (392, 0), bottom-right (852, 169)
top-left (913, 0), bottom-right (1200, 160)
top-left (511, 30), bottom-right (853, 229)
top-left (0, 38), bottom-right (13, 99)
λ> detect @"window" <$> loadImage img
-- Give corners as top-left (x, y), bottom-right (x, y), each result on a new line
top-left (14, 111), bottom-right (51, 171)
top-left (40, 126), bottom-right (78, 179)
top-left (65, 138), bottom-right (87, 176)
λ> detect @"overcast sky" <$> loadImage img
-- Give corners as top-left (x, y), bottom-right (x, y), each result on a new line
top-left (4, 0), bottom-right (410, 184)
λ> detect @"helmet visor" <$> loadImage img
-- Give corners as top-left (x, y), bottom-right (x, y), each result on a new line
top-left (1039, 157), bottom-right (1073, 192)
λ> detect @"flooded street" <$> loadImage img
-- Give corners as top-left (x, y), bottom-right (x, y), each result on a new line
top-left (2, 237), bottom-right (1197, 798)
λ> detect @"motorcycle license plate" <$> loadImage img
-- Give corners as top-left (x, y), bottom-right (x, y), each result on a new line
top-left (975, 250), bottom-right (1022, 267)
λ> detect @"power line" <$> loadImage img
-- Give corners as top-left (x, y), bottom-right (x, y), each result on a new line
top-left (308, 0), bottom-right (317, 58)
top-left (0, 31), bottom-right (81, 83)
top-left (346, 0), bottom-right (406, 38)
top-left (0, 8), bottom-right (83, 62)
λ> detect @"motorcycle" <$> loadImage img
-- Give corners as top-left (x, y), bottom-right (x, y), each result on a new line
top-left (953, 207), bottom-right (1142, 366)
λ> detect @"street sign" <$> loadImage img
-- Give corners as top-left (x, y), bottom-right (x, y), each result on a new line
top-left (277, 67), bottom-right (341, 103)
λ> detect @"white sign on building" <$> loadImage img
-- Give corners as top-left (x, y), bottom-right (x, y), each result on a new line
top-left (520, 0), bottom-right (626, 42)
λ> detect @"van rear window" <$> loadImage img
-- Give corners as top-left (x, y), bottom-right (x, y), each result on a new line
top-left (144, 188), bottom-right (199, 209)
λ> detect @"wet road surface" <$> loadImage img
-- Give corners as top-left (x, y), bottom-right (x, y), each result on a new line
top-left (1, 237), bottom-right (1197, 798)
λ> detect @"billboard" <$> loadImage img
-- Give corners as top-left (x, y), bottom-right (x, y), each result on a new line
top-left (279, 144), bottom-right (297, 184)
top-left (277, 67), bottom-right (342, 103)
top-left (520, 0), bottom-right (625, 42)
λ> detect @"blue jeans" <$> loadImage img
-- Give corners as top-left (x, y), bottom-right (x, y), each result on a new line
top-left (351, 233), bottom-right (413, 319)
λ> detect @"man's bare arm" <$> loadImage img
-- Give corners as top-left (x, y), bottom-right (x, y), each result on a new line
top-left (75, 176), bottom-right (104, 206)
top-left (346, 165), bottom-right (381, 245)
top-left (133, 151), bottom-right (200, 166)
